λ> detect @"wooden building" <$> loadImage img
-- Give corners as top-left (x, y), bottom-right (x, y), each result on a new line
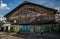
top-left (4, 1), bottom-right (60, 33)
top-left (4, 1), bottom-right (58, 25)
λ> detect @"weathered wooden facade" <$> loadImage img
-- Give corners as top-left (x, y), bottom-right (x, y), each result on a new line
top-left (4, 1), bottom-right (57, 25)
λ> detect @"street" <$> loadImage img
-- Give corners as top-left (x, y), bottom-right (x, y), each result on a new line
top-left (0, 32), bottom-right (25, 39)
top-left (0, 32), bottom-right (60, 39)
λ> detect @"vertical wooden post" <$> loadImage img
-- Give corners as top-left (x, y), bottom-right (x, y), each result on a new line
top-left (49, 24), bottom-right (51, 33)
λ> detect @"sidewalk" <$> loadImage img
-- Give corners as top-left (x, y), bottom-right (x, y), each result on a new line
top-left (26, 33), bottom-right (60, 39)
top-left (43, 33), bottom-right (60, 38)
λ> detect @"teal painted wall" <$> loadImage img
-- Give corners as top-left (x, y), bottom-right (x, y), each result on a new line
top-left (10, 24), bottom-right (59, 33)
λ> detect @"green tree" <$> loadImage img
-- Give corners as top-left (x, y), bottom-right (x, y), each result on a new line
top-left (0, 21), bottom-right (3, 26)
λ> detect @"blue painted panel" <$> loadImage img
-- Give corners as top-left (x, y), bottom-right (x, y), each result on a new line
top-left (22, 25), bottom-right (29, 31)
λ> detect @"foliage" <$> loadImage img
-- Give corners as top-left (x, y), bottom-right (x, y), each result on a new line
top-left (10, 26), bottom-right (15, 32)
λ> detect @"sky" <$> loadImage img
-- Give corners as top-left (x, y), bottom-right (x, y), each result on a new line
top-left (0, 0), bottom-right (60, 17)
